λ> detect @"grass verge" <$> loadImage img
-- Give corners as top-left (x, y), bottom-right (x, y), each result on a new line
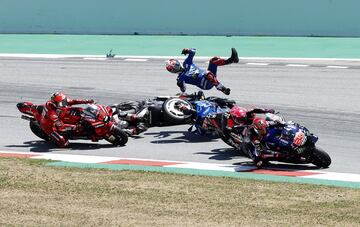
top-left (0, 157), bottom-right (359, 226)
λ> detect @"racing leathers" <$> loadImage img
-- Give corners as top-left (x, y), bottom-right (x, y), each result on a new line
top-left (40, 98), bottom-right (94, 147)
top-left (176, 48), bottom-right (238, 95)
top-left (183, 104), bottom-right (274, 143)
top-left (116, 111), bottom-right (148, 136)
top-left (208, 108), bottom-right (276, 148)
top-left (244, 115), bottom-right (287, 167)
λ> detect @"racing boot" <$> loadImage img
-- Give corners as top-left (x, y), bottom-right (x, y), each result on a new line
top-left (89, 135), bottom-right (98, 142)
top-left (50, 131), bottom-right (69, 148)
top-left (216, 84), bottom-right (231, 95)
top-left (224, 48), bottom-right (239, 64)
top-left (123, 129), bottom-right (134, 136)
top-left (125, 123), bottom-right (148, 136)
top-left (136, 123), bottom-right (148, 134)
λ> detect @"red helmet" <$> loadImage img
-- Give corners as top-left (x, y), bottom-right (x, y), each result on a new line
top-left (166, 59), bottom-right (183, 73)
top-left (51, 92), bottom-right (68, 108)
top-left (252, 117), bottom-right (269, 136)
top-left (230, 106), bottom-right (247, 124)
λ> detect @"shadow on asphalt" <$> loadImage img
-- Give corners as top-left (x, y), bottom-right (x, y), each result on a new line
top-left (6, 140), bottom-right (118, 152)
top-left (198, 147), bottom-right (322, 171)
top-left (145, 130), bottom-right (219, 144)
top-left (233, 160), bottom-right (321, 171)
top-left (195, 147), bottom-right (241, 161)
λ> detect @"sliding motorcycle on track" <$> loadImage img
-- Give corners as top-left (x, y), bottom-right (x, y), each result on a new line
top-left (112, 92), bottom-right (236, 135)
top-left (162, 93), bottom-right (240, 148)
top-left (167, 98), bottom-right (331, 168)
top-left (16, 102), bottom-right (128, 146)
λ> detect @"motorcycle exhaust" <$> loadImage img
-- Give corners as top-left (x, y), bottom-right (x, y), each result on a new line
top-left (21, 115), bottom-right (34, 121)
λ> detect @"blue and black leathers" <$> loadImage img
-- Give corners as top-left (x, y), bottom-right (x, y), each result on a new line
top-left (177, 48), bottom-right (218, 91)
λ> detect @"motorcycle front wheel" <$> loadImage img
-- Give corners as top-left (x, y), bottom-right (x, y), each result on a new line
top-left (106, 127), bottom-right (128, 146)
top-left (311, 147), bottom-right (331, 168)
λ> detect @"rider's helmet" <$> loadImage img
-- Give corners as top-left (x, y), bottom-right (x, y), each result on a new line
top-left (229, 106), bottom-right (248, 124)
top-left (166, 59), bottom-right (183, 74)
top-left (51, 92), bottom-right (68, 108)
top-left (252, 117), bottom-right (269, 136)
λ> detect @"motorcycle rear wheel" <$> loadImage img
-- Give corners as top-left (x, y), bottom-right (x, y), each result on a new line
top-left (311, 147), bottom-right (331, 168)
top-left (30, 121), bottom-right (50, 141)
top-left (162, 98), bottom-right (192, 124)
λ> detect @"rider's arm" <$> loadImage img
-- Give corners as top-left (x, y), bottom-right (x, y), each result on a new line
top-left (248, 108), bottom-right (275, 115)
top-left (54, 120), bottom-right (78, 133)
top-left (177, 78), bottom-right (186, 92)
top-left (246, 129), bottom-right (266, 159)
top-left (182, 48), bottom-right (196, 66)
top-left (53, 108), bottom-right (80, 133)
top-left (68, 99), bottom-right (94, 105)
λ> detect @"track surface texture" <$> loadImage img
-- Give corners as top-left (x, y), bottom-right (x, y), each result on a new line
top-left (1, 57), bottom-right (359, 174)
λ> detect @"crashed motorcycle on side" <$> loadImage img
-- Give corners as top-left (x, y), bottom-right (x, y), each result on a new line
top-left (112, 92), bottom-right (236, 136)
top-left (161, 93), bottom-right (241, 149)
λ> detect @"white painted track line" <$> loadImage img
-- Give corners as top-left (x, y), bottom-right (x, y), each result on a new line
top-left (124, 58), bottom-right (148, 62)
top-left (326, 65), bottom-right (348, 69)
top-left (83, 57), bottom-right (107, 60)
top-left (246, 63), bottom-right (269, 66)
top-left (286, 64), bottom-right (309, 67)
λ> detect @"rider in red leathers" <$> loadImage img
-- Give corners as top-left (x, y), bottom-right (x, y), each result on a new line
top-left (40, 92), bottom-right (94, 147)
top-left (208, 105), bottom-right (275, 148)
top-left (225, 106), bottom-right (275, 129)
top-left (243, 117), bottom-right (271, 167)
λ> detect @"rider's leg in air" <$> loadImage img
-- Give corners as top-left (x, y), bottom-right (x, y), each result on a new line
top-left (206, 48), bottom-right (239, 95)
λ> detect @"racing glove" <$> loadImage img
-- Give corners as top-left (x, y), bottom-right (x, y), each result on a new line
top-left (181, 48), bottom-right (190, 55)
top-left (216, 84), bottom-right (231, 95)
top-left (264, 108), bottom-right (275, 114)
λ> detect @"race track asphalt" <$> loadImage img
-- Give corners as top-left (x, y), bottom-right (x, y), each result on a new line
top-left (0, 57), bottom-right (359, 174)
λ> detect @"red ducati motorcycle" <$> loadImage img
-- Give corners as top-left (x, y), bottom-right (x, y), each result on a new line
top-left (16, 102), bottom-right (128, 146)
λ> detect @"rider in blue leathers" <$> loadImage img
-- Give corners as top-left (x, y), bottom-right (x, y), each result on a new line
top-left (166, 48), bottom-right (239, 95)
top-left (245, 116), bottom-right (304, 167)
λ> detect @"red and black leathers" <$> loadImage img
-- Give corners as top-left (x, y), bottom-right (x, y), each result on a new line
top-left (40, 98), bottom-right (94, 147)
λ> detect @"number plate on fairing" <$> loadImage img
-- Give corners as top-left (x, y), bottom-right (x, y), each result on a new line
top-left (293, 132), bottom-right (306, 146)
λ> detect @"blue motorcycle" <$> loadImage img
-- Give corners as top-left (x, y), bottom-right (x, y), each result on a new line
top-left (189, 99), bottom-right (231, 135)
top-left (164, 93), bottom-right (243, 149)
top-left (162, 92), bottom-right (236, 132)
top-left (245, 113), bottom-right (331, 168)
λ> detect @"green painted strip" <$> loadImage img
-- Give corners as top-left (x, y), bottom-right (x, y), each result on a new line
top-left (1, 34), bottom-right (360, 58)
top-left (48, 161), bottom-right (360, 189)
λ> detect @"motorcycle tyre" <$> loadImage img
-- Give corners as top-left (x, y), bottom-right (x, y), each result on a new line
top-left (311, 147), bottom-right (331, 168)
top-left (107, 127), bottom-right (128, 146)
top-left (162, 98), bottom-right (192, 124)
top-left (30, 121), bottom-right (50, 141)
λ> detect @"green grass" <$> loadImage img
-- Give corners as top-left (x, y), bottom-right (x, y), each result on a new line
top-left (0, 157), bottom-right (359, 226)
